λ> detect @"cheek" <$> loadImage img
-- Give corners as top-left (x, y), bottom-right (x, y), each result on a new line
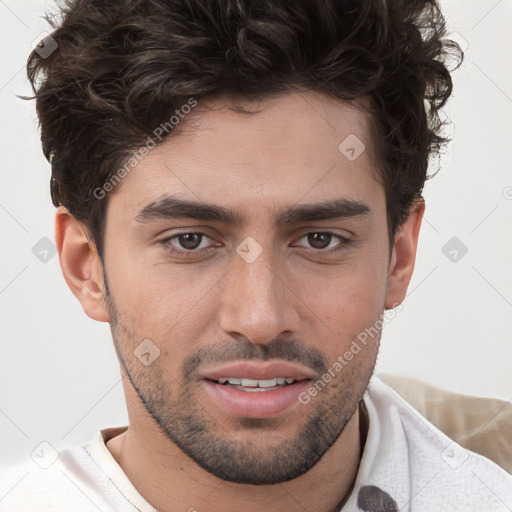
top-left (300, 253), bottom-right (388, 317)
top-left (105, 251), bottom-right (222, 345)
top-left (297, 255), bottom-right (388, 361)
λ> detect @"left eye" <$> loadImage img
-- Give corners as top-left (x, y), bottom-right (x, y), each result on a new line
top-left (294, 232), bottom-right (347, 251)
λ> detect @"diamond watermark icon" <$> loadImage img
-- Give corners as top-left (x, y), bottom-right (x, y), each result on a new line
top-left (236, 236), bottom-right (263, 264)
top-left (442, 237), bottom-right (468, 263)
top-left (32, 237), bottom-right (57, 263)
top-left (134, 338), bottom-right (160, 366)
top-left (338, 134), bottom-right (366, 162)
top-left (31, 441), bottom-right (59, 469)
top-left (441, 442), bottom-right (469, 469)
top-left (31, 32), bottom-right (58, 59)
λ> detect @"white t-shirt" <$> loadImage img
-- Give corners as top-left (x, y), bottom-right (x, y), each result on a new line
top-left (1, 375), bottom-right (511, 512)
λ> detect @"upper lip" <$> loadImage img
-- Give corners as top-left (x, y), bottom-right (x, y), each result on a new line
top-left (201, 361), bottom-right (316, 381)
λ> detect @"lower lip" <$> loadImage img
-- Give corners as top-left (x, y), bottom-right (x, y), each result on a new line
top-left (202, 380), bottom-right (311, 418)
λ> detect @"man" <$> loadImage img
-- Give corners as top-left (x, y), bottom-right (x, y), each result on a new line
top-left (1, 0), bottom-right (510, 511)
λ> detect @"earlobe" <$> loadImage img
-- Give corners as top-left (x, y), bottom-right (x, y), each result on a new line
top-left (384, 198), bottom-right (425, 309)
top-left (55, 207), bottom-right (110, 322)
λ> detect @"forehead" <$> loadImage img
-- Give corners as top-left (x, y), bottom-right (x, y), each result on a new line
top-left (108, 90), bottom-right (384, 223)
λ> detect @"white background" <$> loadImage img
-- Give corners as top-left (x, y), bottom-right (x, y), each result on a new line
top-left (0, 0), bottom-right (511, 468)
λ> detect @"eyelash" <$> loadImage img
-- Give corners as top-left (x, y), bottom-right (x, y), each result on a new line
top-left (159, 231), bottom-right (353, 258)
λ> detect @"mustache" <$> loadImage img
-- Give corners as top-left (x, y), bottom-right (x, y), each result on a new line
top-left (182, 338), bottom-right (328, 381)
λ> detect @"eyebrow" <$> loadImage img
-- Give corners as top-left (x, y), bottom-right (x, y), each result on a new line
top-left (134, 195), bottom-right (370, 226)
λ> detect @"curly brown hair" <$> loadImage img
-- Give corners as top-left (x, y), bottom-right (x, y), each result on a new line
top-left (26, 0), bottom-right (463, 259)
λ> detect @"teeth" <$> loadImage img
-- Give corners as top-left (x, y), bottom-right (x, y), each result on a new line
top-left (241, 378), bottom-right (259, 387)
top-left (256, 378), bottom-right (277, 388)
top-left (217, 377), bottom-right (296, 387)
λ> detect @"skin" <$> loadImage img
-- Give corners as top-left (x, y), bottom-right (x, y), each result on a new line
top-left (55, 90), bottom-right (424, 512)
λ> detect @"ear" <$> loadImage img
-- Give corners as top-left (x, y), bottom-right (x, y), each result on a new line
top-left (385, 198), bottom-right (425, 309)
top-left (55, 206), bottom-right (110, 322)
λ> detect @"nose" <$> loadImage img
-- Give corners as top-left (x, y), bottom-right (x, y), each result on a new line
top-left (218, 244), bottom-right (301, 346)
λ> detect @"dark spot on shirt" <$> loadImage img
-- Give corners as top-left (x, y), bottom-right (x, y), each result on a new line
top-left (357, 485), bottom-right (398, 511)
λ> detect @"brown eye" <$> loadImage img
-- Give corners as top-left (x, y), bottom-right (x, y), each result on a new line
top-left (176, 233), bottom-right (203, 250)
top-left (292, 232), bottom-right (354, 257)
top-left (306, 233), bottom-right (334, 249)
top-left (160, 232), bottom-right (217, 257)
top-left (296, 232), bottom-right (346, 251)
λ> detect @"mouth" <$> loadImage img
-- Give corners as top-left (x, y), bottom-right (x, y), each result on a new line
top-left (200, 361), bottom-right (315, 418)
top-left (206, 376), bottom-right (303, 392)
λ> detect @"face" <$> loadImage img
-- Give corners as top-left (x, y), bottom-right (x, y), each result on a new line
top-left (100, 91), bottom-right (392, 484)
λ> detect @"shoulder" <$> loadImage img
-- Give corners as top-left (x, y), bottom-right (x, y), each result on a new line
top-left (0, 448), bottom-right (96, 511)
top-left (0, 428), bottom-right (135, 512)
top-left (352, 375), bottom-right (512, 511)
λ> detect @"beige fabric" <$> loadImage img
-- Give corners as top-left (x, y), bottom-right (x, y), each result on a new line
top-left (378, 373), bottom-right (512, 474)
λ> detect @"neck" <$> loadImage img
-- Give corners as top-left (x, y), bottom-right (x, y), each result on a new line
top-left (107, 403), bottom-right (366, 512)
